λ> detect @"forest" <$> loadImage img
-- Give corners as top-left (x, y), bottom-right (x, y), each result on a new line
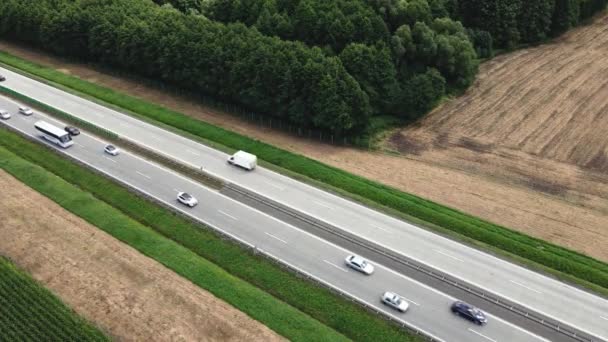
top-left (0, 0), bottom-right (606, 135)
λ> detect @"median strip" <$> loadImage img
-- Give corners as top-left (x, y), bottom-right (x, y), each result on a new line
top-left (0, 126), bottom-right (422, 342)
top-left (0, 84), bottom-right (224, 190)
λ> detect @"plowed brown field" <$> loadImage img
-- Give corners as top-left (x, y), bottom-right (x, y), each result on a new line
top-left (0, 170), bottom-right (284, 342)
top-left (1, 13), bottom-right (607, 262)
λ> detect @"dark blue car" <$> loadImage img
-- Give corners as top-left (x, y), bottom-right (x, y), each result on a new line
top-left (451, 301), bottom-right (488, 325)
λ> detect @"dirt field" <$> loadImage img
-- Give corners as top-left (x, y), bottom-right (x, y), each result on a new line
top-left (0, 170), bottom-right (285, 342)
top-left (1, 14), bottom-right (607, 262)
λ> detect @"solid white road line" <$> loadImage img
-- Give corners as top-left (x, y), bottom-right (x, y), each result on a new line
top-left (265, 232), bottom-right (287, 244)
top-left (262, 251), bottom-right (446, 342)
top-left (468, 328), bottom-right (497, 342)
top-left (314, 200), bottom-right (333, 209)
top-left (323, 260), bottom-right (348, 273)
top-left (396, 293), bottom-right (420, 306)
top-left (218, 210), bottom-right (238, 221)
top-left (372, 225), bottom-right (389, 232)
top-left (434, 249), bottom-right (464, 262)
top-left (510, 280), bottom-right (542, 294)
top-left (600, 316), bottom-right (608, 321)
top-left (136, 171), bottom-right (151, 179)
top-left (186, 149), bottom-right (200, 156)
top-left (264, 181), bottom-right (285, 191)
top-left (0, 114), bottom-right (548, 342)
top-left (104, 156), bottom-right (117, 163)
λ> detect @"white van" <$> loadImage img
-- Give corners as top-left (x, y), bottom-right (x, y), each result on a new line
top-left (228, 150), bottom-right (257, 170)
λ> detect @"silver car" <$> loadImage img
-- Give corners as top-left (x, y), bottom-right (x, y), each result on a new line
top-left (381, 292), bottom-right (409, 312)
top-left (345, 254), bottom-right (374, 274)
top-left (0, 109), bottom-right (10, 120)
top-left (18, 106), bottom-right (33, 116)
top-left (104, 144), bottom-right (120, 156)
top-left (177, 192), bottom-right (198, 207)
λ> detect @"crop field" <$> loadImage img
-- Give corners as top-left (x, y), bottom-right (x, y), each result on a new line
top-left (0, 256), bottom-right (107, 341)
top-left (0, 169), bottom-right (285, 342)
top-left (385, 12), bottom-right (608, 261)
top-left (0, 127), bottom-right (420, 342)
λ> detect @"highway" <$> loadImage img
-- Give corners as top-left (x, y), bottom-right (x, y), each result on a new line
top-left (0, 96), bottom-right (555, 342)
top-left (1, 66), bottom-right (607, 341)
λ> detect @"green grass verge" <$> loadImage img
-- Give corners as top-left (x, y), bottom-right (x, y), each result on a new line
top-left (0, 127), bottom-right (422, 342)
top-left (1, 50), bottom-right (607, 295)
top-left (0, 256), bottom-right (108, 341)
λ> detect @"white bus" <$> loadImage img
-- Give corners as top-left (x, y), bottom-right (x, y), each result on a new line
top-left (34, 120), bottom-right (74, 148)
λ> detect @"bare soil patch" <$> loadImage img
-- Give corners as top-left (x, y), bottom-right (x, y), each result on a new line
top-left (0, 170), bottom-right (285, 342)
top-left (1, 14), bottom-right (608, 262)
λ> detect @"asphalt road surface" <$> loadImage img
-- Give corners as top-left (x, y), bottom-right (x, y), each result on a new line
top-left (0, 96), bottom-right (555, 342)
top-left (1, 66), bottom-right (607, 341)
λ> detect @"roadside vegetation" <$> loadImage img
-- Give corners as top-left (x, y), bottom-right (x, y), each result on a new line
top-left (0, 0), bottom-right (475, 137)
top-left (1, 0), bottom-right (604, 138)
top-left (0, 127), bottom-right (422, 342)
top-left (0, 256), bottom-right (108, 341)
top-left (1, 51), bottom-right (607, 297)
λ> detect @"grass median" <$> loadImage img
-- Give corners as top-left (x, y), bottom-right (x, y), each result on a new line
top-left (0, 127), bottom-right (422, 342)
top-left (1, 50), bottom-right (607, 296)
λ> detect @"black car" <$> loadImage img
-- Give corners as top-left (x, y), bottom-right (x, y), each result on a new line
top-left (64, 126), bottom-right (80, 136)
top-left (451, 301), bottom-right (487, 325)
top-left (0, 75), bottom-right (5, 81)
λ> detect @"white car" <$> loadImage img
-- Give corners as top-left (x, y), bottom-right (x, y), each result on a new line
top-left (0, 109), bottom-right (10, 120)
top-left (177, 192), bottom-right (198, 207)
top-left (18, 106), bottom-right (33, 116)
top-left (344, 254), bottom-right (374, 275)
top-left (381, 292), bottom-right (409, 312)
top-left (104, 144), bottom-right (120, 156)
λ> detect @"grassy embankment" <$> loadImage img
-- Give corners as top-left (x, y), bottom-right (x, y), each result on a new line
top-left (0, 256), bottom-right (109, 341)
top-left (1, 50), bottom-right (607, 297)
top-left (0, 126), bottom-right (421, 342)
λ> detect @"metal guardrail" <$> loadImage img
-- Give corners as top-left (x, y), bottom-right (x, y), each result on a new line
top-left (0, 122), bottom-right (441, 341)
top-left (225, 183), bottom-right (599, 342)
top-left (2, 116), bottom-right (597, 342)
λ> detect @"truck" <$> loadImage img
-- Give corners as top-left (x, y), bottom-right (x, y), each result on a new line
top-left (227, 150), bottom-right (257, 170)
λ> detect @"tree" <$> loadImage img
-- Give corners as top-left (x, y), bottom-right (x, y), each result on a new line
top-left (412, 22), bottom-right (437, 61)
top-left (339, 43), bottom-right (400, 114)
top-left (551, 0), bottom-right (580, 34)
top-left (399, 68), bottom-right (445, 118)
top-left (397, 0), bottom-right (432, 27)
top-left (466, 28), bottom-right (493, 58)
top-left (518, 0), bottom-right (555, 43)
top-left (458, 0), bottom-right (522, 48)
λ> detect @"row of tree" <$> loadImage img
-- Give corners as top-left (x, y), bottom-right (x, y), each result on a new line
top-left (2, 0), bottom-right (605, 135)
top-left (0, 0), bottom-right (372, 133)
top-left (155, 0), bottom-right (479, 118)
top-left (457, 0), bottom-right (608, 48)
